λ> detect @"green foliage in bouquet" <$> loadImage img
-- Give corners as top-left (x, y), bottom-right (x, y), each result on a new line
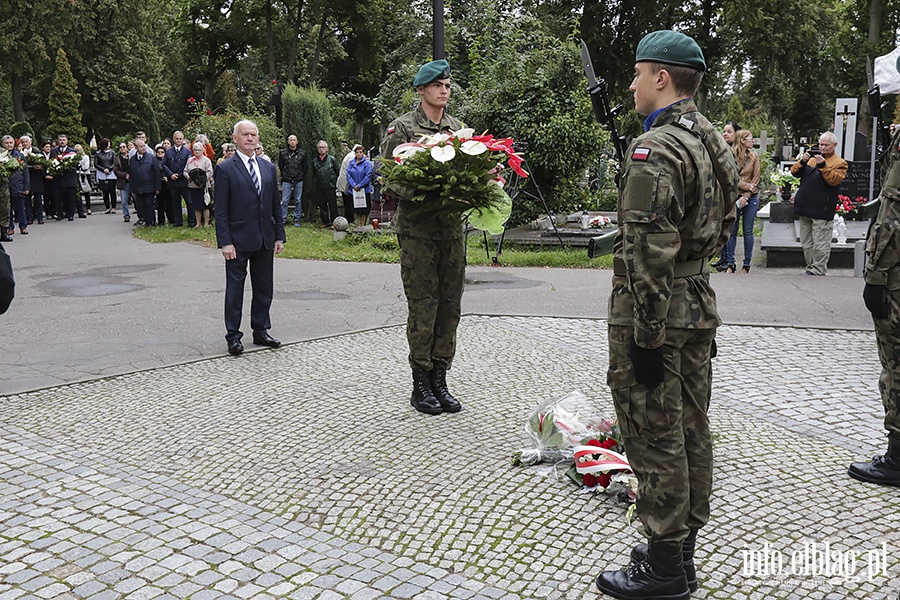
top-left (0, 152), bottom-right (24, 178)
top-left (378, 131), bottom-right (523, 233)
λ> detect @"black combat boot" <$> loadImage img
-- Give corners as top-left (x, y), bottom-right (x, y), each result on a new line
top-left (596, 541), bottom-right (690, 600)
top-left (431, 366), bottom-right (461, 413)
top-left (630, 531), bottom-right (698, 592)
top-left (410, 368), bottom-right (443, 415)
top-left (848, 433), bottom-right (900, 486)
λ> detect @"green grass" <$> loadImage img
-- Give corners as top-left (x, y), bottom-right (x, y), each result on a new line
top-left (132, 223), bottom-right (614, 269)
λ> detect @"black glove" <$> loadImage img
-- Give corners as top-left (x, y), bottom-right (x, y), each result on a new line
top-left (863, 283), bottom-right (890, 320)
top-left (628, 340), bottom-right (665, 390)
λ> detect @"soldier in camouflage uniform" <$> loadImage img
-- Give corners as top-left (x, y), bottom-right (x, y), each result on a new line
top-left (848, 125), bottom-right (900, 487)
top-left (595, 31), bottom-right (739, 600)
top-left (380, 59), bottom-right (466, 416)
top-left (0, 176), bottom-right (10, 242)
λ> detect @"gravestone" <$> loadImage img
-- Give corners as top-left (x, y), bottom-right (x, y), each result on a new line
top-left (834, 98), bottom-right (858, 161)
top-left (838, 161), bottom-right (881, 203)
top-left (854, 131), bottom-right (869, 160)
top-left (753, 130), bottom-right (774, 156)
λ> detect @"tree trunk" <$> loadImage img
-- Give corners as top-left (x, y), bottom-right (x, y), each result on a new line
top-left (285, 0), bottom-right (305, 83)
top-left (858, 0), bottom-right (884, 130)
top-left (266, 0), bottom-right (276, 81)
top-left (868, 0), bottom-right (883, 49)
top-left (205, 45), bottom-right (219, 106)
top-left (308, 8), bottom-right (328, 85)
top-left (11, 74), bottom-right (25, 122)
top-left (355, 118), bottom-right (364, 144)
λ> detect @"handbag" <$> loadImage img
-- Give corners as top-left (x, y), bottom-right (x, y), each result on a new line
top-left (203, 189), bottom-right (211, 206)
top-left (0, 242), bottom-right (15, 314)
top-left (188, 167), bottom-right (207, 187)
top-left (79, 174), bottom-right (92, 194)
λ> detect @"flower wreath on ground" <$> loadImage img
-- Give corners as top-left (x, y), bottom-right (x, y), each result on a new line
top-left (378, 128), bottom-right (528, 234)
top-left (511, 390), bottom-right (637, 506)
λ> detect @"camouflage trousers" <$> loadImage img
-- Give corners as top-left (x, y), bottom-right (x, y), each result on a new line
top-left (398, 235), bottom-right (465, 371)
top-left (0, 180), bottom-right (9, 227)
top-left (608, 324), bottom-right (716, 545)
top-left (875, 287), bottom-right (900, 434)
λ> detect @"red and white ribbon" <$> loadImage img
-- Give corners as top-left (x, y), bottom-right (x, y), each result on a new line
top-left (573, 445), bottom-right (632, 476)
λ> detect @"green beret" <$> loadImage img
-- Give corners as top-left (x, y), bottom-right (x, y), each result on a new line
top-left (635, 30), bottom-right (706, 72)
top-left (413, 59), bottom-right (451, 87)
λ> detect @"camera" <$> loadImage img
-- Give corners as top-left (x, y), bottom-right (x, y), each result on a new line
top-left (807, 148), bottom-right (820, 156)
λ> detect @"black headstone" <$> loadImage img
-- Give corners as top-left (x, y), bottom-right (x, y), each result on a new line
top-left (854, 131), bottom-right (869, 161)
top-left (838, 161), bottom-right (880, 203)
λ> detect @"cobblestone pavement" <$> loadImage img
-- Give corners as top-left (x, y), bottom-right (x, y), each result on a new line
top-left (2, 316), bottom-right (898, 600)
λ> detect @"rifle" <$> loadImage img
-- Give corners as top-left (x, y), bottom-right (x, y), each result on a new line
top-left (581, 39), bottom-right (623, 258)
top-left (862, 85), bottom-right (887, 219)
top-left (868, 85), bottom-right (892, 159)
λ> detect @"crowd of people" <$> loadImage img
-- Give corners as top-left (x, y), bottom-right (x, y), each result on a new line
top-left (0, 129), bottom-right (383, 241)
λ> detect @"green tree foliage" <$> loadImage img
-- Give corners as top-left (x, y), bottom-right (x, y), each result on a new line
top-left (725, 95), bottom-right (749, 129)
top-left (458, 15), bottom-right (607, 223)
top-left (175, 0), bottom-right (255, 107)
top-left (47, 49), bottom-right (87, 145)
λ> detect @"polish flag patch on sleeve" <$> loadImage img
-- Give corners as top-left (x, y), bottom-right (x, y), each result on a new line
top-left (387, 126), bottom-right (396, 134)
top-left (632, 147), bottom-right (651, 161)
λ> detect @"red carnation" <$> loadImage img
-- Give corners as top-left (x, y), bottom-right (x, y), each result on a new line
top-left (187, 97), bottom-right (196, 103)
top-left (597, 473), bottom-right (612, 488)
top-left (207, 109), bottom-right (213, 115)
top-left (600, 438), bottom-right (618, 450)
top-left (587, 438), bottom-right (603, 447)
top-left (583, 473), bottom-right (598, 487)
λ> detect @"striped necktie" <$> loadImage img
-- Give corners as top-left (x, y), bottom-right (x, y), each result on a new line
top-left (248, 157), bottom-right (260, 195)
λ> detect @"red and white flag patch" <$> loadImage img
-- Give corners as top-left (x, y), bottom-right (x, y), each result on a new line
top-left (632, 147), bottom-right (651, 161)
top-left (387, 126), bottom-right (396, 134)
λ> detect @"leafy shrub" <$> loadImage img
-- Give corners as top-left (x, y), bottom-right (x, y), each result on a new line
top-left (10, 121), bottom-right (34, 139)
top-left (183, 99), bottom-right (282, 162)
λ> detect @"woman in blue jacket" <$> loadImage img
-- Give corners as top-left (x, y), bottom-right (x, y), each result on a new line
top-left (346, 144), bottom-right (372, 227)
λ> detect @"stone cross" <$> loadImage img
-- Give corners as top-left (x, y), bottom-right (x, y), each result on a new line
top-left (753, 130), bottom-right (774, 155)
top-left (834, 98), bottom-right (858, 161)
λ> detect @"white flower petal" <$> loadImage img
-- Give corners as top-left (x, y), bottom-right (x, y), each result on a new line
top-left (430, 145), bottom-right (456, 163)
top-left (454, 128), bottom-right (475, 140)
top-left (460, 140), bottom-right (488, 155)
top-left (392, 143), bottom-right (426, 159)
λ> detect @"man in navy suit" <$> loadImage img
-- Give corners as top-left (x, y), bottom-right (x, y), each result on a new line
top-left (128, 139), bottom-right (161, 226)
top-left (163, 131), bottom-right (194, 227)
top-left (215, 119), bottom-right (285, 356)
top-left (50, 134), bottom-right (81, 220)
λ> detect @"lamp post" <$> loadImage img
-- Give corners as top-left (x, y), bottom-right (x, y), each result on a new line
top-left (433, 0), bottom-right (445, 59)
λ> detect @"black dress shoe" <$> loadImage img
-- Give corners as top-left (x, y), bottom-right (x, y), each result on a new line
top-left (227, 339), bottom-right (244, 355)
top-left (0, 235), bottom-right (12, 242)
top-left (252, 332), bottom-right (281, 348)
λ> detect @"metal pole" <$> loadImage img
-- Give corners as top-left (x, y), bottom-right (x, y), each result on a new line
top-left (433, 0), bottom-right (445, 59)
top-left (870, 116), bottom-right (878, 202)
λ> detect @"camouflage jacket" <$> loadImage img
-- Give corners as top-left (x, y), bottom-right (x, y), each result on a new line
top-left (866, 129), bottom-right (900, 289)
top-left (608, 99), bottom-right (739, 348)
top-left (380, 104), bottom-right (465, 240)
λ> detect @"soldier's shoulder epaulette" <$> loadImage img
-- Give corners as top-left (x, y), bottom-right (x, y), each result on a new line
top-left (670, 115), bottom-right (705, 139)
